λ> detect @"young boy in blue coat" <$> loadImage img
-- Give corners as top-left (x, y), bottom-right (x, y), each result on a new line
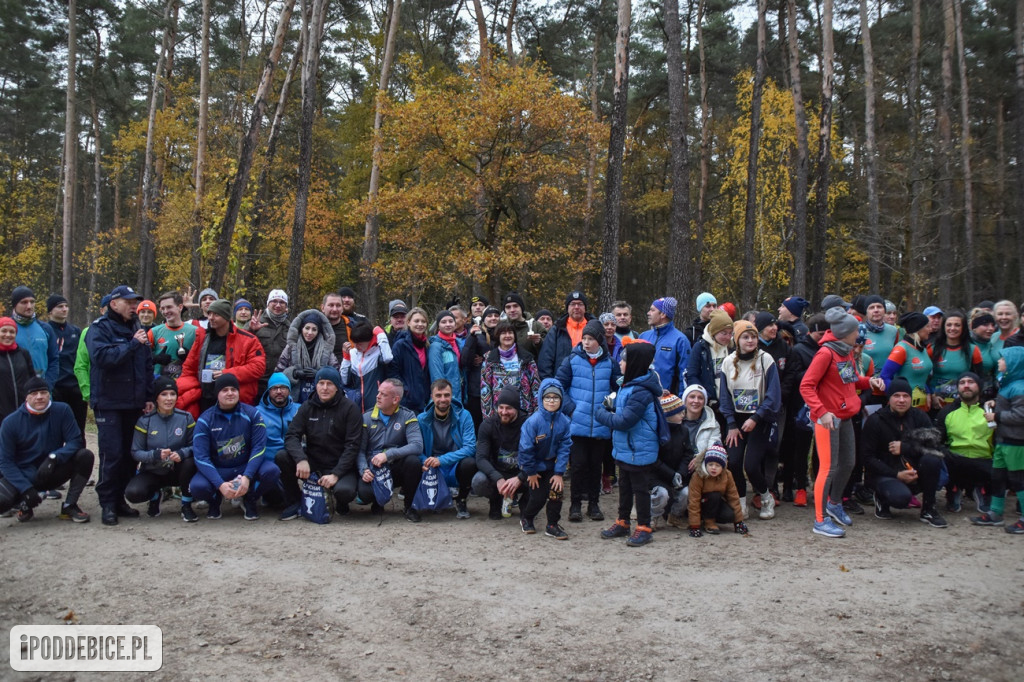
top-left (596, 340), bottom-right (662, 547)
top-left (518, 378), bottom-right (572, 539)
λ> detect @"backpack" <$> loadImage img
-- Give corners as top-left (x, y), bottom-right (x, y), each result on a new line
top-left (299, 473), bottom-right (334, 524)
top-left (371, 464), bottom-right (394, 506)
top-left (411, 465), bottom-right (453, 511)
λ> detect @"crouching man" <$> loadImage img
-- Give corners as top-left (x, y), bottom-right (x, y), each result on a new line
top-left (277, 367), bottom-right (363, 520)
top-left (190, 373), bottom-right (280, 521)
top-left (0, 377), bottom-right (94, 523)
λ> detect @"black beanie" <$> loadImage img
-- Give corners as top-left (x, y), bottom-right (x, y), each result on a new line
top-left (754, 311), bottom-right (777, 332)
top-left (46, 294), bottom-right (68, 313)
top-left (338, 286), bottom-right (357, 298)
top-left (497, 387), bottom-right (520, 410)
top-left (24, 376), bottom-right (49, 395)
top-left (958, 371), bottom-right (981, 386)
top-left (565, 290), bottom-right (588, 311)
top-left (582, 319), bottom-right (604, 341)
top-left (10, 286), bottom-right (34, 309)
top-left (888, 376), bottom-right (913, 397)
top-left (153, 376), bottom-right (178, 397)
top-left (900, 312), bottom-right (929, 335)
top-left (850, 295), bottom-right (868, 316)
top-left (214, 373), bottom-right (239, 394)
top-left (971, 313), bottom-right (996, 329)
top-left (503, 292), bottom-right (526, 310)
top-left (864, 294), bottom-right (885, 310)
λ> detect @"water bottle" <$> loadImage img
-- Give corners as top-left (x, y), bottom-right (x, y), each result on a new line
top-left (501, 496), bottom-right (512, 518)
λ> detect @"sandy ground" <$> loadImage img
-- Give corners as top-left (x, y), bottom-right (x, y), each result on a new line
top-left (2, 431), bottom-right (1022, 681)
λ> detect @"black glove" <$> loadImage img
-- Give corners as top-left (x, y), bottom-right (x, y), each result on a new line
top-left (21, 487), bottom-right (42, 509)
top-left (689, 526), bottom-right (702, 538)
top-left (153, 351), bottom-right (175, 366)
top-left (302, 368), bottom-right (317, 380)
top-left (36, 453), bottom-right (60, 482)
top-left (734, 521), bottom-right (748, 535)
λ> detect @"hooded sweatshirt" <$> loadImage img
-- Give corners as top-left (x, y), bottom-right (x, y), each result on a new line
top-left (799, 329), bottom-right (872, 421)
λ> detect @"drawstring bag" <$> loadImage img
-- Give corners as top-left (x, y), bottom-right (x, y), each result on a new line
top-left (411, 465), bottom-right (453, 512)
top-left (299, 473), bottom-right (334, 524)
top-left (371, 464), bottom-right (394, 506)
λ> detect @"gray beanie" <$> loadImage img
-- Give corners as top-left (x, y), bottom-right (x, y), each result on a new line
top-left (825, 306), bottom-right (859, 339)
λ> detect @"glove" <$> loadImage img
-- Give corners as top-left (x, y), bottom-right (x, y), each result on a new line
top-left (672, 472), bottom-right (684, 489)
top-left (602, 392), bottom-right (617, 411)
top-left (21, 487), bottom-right (42, 509)
top-left (153, 351), bottom-right (174, 366)
top-left (689, 526), bottom-right (702, 538)
top-left (36, 453), bottom-right (59, 481)
top-left (734, 521), bottom-right (748, 535)
top-left (299, 368), bottom-right (316, 380)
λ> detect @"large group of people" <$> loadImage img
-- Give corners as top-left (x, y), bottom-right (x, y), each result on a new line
top-left (1, 281), bottom-right (1022, 545)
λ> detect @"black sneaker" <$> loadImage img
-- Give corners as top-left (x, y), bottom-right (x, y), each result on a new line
top-left (59, 503), bottom-right (90, 523)
top-left (147, 498), bottom-right (161, 518)
top-left (336, 502), bottom-right (350, 516)
top-left (404, 507), bottom-right (421, 523)
top-left (874, 498), bottom-right (893, 520)
top-left (101, 506), bottom-right (118, 526)
top-left (568, 503), bottom-right (583, 523)
top-left (181, 503), bottom-right (199, 523)
top-left (521, 517), bottom-right (536, 534)
top-left (854, 485), bottom-right (876, 505)
top-left (455, 499), bottom-right (470, 519)
top-left (920, 507), bottom-right (948, 528)
top-left (488, 499), bottom-right (502, 520)
top-left (206, 501), bottom-right (222, 520)
top-left (842, 498), bottom-right (865, 515)
top-left (278, 503), bottom-right (301, 521)
top-left (586, 504), bottom-right (605, 521)
top-left (545, 524), bottom-right (569, 540)
top-left (243, 497), bottom-right (260, 521)
top-left (116, 502), bottom-right (140, 518)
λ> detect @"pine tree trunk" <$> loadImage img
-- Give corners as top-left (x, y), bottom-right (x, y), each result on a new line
top-left (137, 0), bottom-right (175, 299)
top-left (953, 0), bottom-right (974, 301)
top-left (287, 0), bottom-right (328, 309)
top-left (787, 0), bottom-right (809, 297)
top-left (906, 0), bottom-right (921, 310)
top-left (191, 0), bottom-right (210, 290)
top-left (209, 0), bottom-right (296, 292)
top-left (859, 0), bottom-right (880, 292)
top-left (937, 0), bottom-right (955, 309)
top-left (742, 0), bottom-right (767, 309)
top-left (360, 0), bottom-right (403, 324)
top-left (89, 93), bottom-right (101, 311)
top-left (599, 0), bottom-right (631, 312)
top-left (696, 0), bottom-right (709, 290)
top-left (811, 0), bottom-right (833, 305)
top-left (664, 0), bottom-right (692, 309)
top-left (506, 0), bottom-right (517, 66)
top-left (581, 31), bottom-right (600, 260)
top-left (997, 98), bottom-right (1008, 294)
top-left (1017, 0), bottom-right (1024, 299)
top-left (243, 38), bottom-right (302, 291)
top-left (61, 0), bottom-right (77, 298)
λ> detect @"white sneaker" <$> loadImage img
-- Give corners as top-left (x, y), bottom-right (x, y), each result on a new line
top-left (759, 491), bottom-right (776, 520)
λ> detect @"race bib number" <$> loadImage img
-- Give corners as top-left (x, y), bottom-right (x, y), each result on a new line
top-left (732, 388), bottom-right (759, 412)
top-left (836, 360), bottom-right (858, 384)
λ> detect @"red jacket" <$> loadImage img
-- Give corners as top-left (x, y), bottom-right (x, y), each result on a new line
top-left (175, 324), bottom-right (266, 418)
top-left (799, 331), bottom-right (871, 422)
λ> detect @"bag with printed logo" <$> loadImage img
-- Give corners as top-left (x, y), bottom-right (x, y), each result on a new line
top-left (371, 464), bottom-right (394, 506)
top-left (411, 465), bottom-right (452, 511)
top-left (299, 472), bottom-right (334, 524)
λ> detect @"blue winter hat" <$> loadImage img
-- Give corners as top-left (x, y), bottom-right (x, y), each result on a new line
top-left (233, 298), bottom-right (253, 314)
top-left (695, 292), bottom-right (717, 314)
top-left (653, 296), bottom-right (678, 320)
top-left (314, 366), bottom-right (342, 391)
top-left (267, 372), bottom-right (290, 390)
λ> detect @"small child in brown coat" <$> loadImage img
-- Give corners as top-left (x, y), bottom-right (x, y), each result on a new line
top-left (687, 443), bottom-right (748, 537)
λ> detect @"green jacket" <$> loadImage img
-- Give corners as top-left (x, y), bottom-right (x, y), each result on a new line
top-left (936, 399), bottom-right (992, 460)
top-left (74, 326), bottom-right (91, 402)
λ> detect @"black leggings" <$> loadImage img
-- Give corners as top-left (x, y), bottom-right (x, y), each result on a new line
top-left (520, 470), bottom-right (563, 527)
top-left (616, 462), bottom-right (652, 528)
top-left (125, 458), bottom-right (197, 503)
top-left (701, 491), bottom-right (737, 524)
top-left (0, 448), bottom-right (94, 512)
top-left (570, 436), bottom-right (610, 505)
top-left (726, 419), bottom-right (774, 497)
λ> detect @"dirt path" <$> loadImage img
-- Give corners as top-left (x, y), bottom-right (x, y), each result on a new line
top-left (2, 435), bottom-right (1022, 680)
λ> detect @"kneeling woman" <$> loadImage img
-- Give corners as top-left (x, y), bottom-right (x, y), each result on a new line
top-left (127, 377), bottom-right (199, 522)
top-left (595, 341), bottom-right (662, 547)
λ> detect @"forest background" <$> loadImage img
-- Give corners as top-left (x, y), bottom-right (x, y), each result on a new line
top-left (0, 0), bottom-right (1017, 324)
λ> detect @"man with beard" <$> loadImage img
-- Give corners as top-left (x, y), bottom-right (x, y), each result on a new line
top-left (472, 387), bottom-right (527, 520)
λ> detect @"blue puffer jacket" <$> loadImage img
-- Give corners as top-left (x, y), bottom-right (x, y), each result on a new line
top-left (417, 399), bottom-right (477, 487)
top-left (640, 323), bottom-right (691, 395)
top-left (86, 309), bottom-right (154, 410)
top-left (518, 378), bottom-right (572, 475)
top-left (427, 336), bottom-right (464, 403)
top-left (594, 371), bottom-right (662, 466)
top-left (256, 373), bottom-right (299, 454)
top-left (555, 345), bottom-right (620, 438)
top-left (391, 330), bottom-right (431, 413)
